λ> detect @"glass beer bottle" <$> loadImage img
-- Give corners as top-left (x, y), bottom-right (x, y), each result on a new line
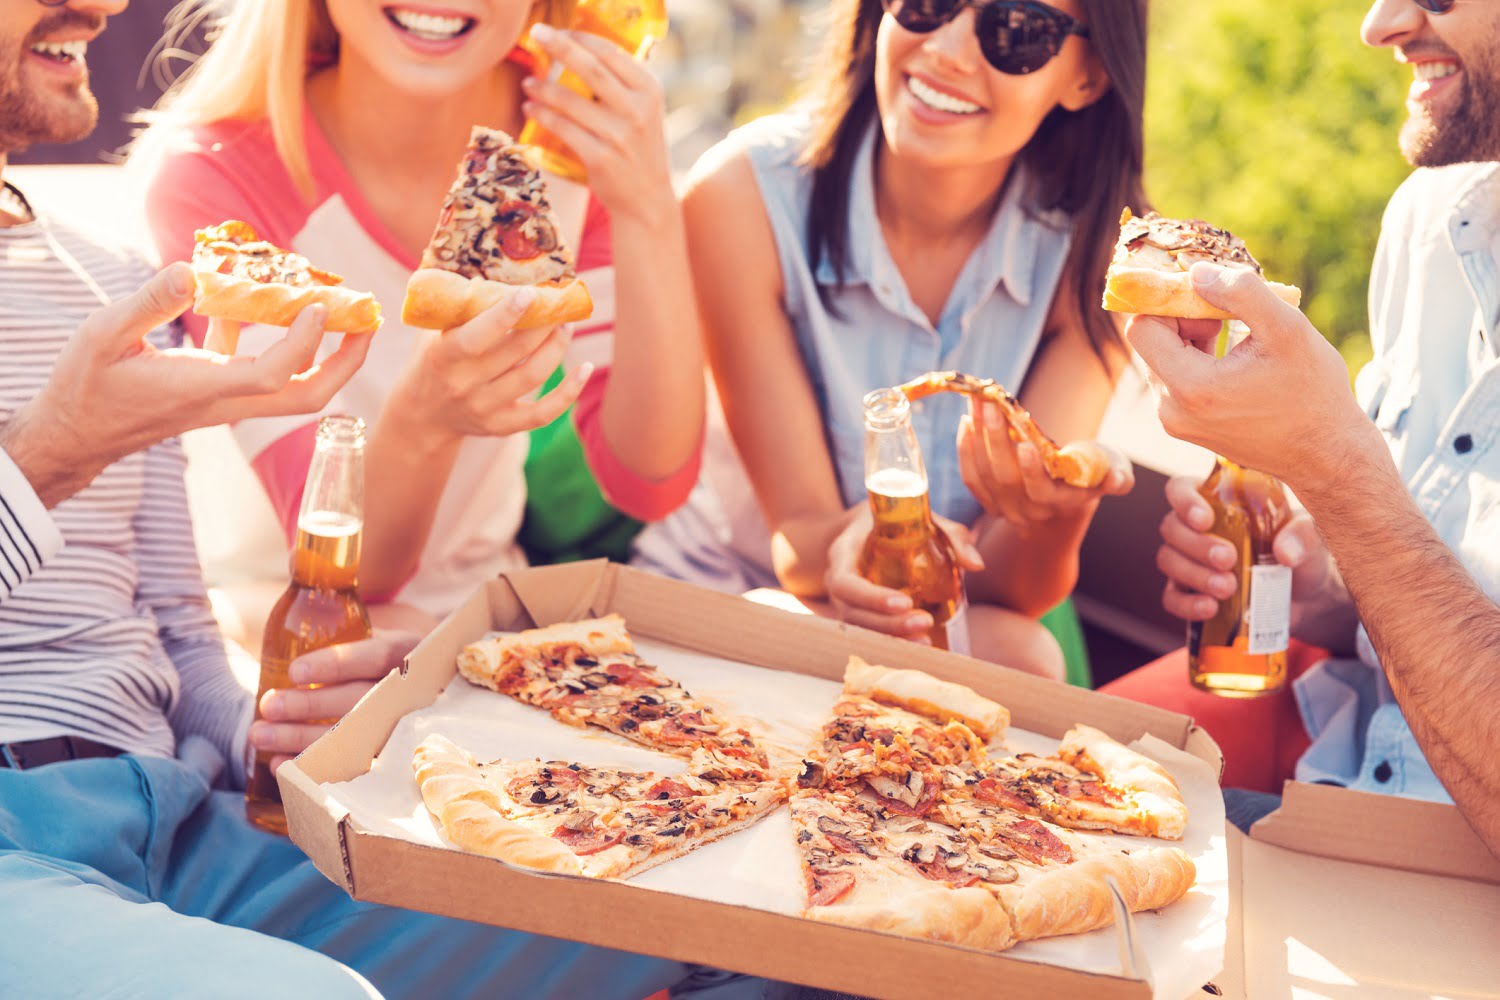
top-left (1187, 456), bottom-right (1293, 696)
top-left (857, 388), bottom-right (969, 653)
top-left (518, 0), bottom-right (669, 182)
top-left (245, 415), bottom-right (373, 835)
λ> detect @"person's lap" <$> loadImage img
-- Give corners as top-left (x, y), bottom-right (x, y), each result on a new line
top-left (0, 751), bottom-right (761, 1000)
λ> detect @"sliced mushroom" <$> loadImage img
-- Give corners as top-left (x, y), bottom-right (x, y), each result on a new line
top-left (797, 760), bottom-right (827, 789)
top-left (529, 787), bottom-right (561, 805)
top-left (579, 671), bottom-right (612, 689)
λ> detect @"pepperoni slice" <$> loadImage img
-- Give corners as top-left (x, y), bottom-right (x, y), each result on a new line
top-left (552, 826), bottom-right (625, 856)
top-left (907, 857), bottom-right (980, 888)
top-left (976, 777), bottom-right (1034, 813)
top-left (494, 200), bottom-right (544, 260)
top-left (1004, 819), bottom-right (1074, 865)
top-left (645, 778), bottom-right (697, 801)
top-left (808, 869), bottom-right (855, 907)
top-left (540, 766), bottom-right (582, 791)
top-left (867, 775), bottom-right (940, 818)
top-left (653, 718), bottom-right (699, 748)
top-left (604, 662), bottom-right (659, 687)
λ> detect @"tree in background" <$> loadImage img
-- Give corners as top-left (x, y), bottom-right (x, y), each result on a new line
top-left (1145, 0), bottom-right (1411, 372)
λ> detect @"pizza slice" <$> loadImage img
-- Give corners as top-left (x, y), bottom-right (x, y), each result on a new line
top-left (898, 371), bottom-right (1112, 490)
top-left (413, 734), bottom-right (786, 880)
top-left (1102, 208), bottom-right (1302, 319)
top-left (457, 615), bottom-right (774, 780)
top-left (402, 126), bottom-right (593, 331)
top-left (190, 221), bottom-right (383, 337)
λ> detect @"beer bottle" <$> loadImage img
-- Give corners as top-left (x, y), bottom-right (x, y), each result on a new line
top-left (519, 0), bottom-right (669, 182)
top-left (246, 415), bottom-right (373, 835)
top-left (1186, 456), bottom-right (1294, 696)
top-left (857, 388), bottom-right (969, 653)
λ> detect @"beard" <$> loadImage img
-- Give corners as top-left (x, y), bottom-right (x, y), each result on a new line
top-left (0, 10), bottom-right (104, 154)
top-left (1400, 57), bottom-right (1500, 167)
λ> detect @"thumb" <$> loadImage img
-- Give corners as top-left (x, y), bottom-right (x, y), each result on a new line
top-left (1273, 514), bottom-right (1320, 568)
top-left (82, 262), bottom-right (195, 350)
top-left (1188, 263), bottom-right (1303, 348)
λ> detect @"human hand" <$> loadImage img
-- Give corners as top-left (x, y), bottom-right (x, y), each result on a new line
top-left (0, 262), bottom-right (370, 507)
top-left (958, 397), bottom-right (1134, 526)
top-left (391, 287), bottom-right (590, 446)
top-left (1126, 263), bottom-right (1370, 493)
top-left (824, 506), bottom-right (984, 642)
top-left (1157, 475), bottom-right (1333, 622)
top-left (521, 24), bottom-right (675, 228)
top-left (248, 630), bottom-right (422, 772)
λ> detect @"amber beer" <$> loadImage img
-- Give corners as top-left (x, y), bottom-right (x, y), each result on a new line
top-left (518, 0), bottom-right (669, 182)
top-left (246, 416), bottom-right (373, 835)
top-left (1187, 456), bottom-right (1293, 696)
top-left (857, 389), bottom-right (969, 653)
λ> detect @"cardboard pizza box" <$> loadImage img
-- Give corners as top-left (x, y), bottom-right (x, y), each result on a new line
top-left (279, 561), bottom-right (1225, 1000)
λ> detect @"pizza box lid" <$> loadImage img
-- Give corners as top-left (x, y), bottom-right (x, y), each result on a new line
top-left (279, 560), bottom-right (1224, 1000)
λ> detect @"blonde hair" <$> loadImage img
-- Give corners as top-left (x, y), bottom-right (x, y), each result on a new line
top-left (150, 0), bottom-right (575, 197)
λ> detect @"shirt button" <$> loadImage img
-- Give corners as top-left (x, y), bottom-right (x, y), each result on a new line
top-left (1373, 760), bottom-right (1394, 783)
top-left (1455, 434), bottom-right (1474, 454)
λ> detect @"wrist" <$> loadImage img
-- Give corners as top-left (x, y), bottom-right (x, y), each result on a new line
top-left (0, 398), bottom-right (99, 508)
top-left (608, 194), bottom-right (684, 242)
top-left (1286, 416), bottom-right (1392, 510)
top-left (382, 379), bottom-right (462, 453)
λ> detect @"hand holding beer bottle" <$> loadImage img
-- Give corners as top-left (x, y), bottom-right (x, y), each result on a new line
top-left (246, 415), bottom-right (373, 835)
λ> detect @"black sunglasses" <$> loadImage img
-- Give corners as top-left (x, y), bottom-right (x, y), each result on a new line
top-left (1413, 0), bottom-right (1456, 10)
top-left (882, 0), bottom-right (1090, 75)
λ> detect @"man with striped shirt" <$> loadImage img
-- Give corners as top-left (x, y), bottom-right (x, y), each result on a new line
top-left (0, 2), bottom-right (766, 999)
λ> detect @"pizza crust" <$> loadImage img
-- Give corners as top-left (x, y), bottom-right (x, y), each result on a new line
top-left (806, 878), bottom-right (1018, 951)
top-left (1103, 265), bottom-right (1302, 320)
top-left (192, 270), bottom-right (383, 335)
top-left (843, 656), bottom-right (1008, 740)
top-left (457, 614), bottom-right (633, 689)
top-left (1058, 725), bottom-right (1189, 840)
top-left (998, 846), bottom-right (1196, 942)
top-left (401, 267), bottom-right (593, 332)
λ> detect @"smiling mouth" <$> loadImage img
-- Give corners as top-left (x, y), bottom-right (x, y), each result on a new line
top-left (1412, 59), bottom-right (1460, 84)
top-left (28, 39), bottom-right (87, 66)
top-left (383, 7), bottom-right (477, 43)
top-left (907, 76), bottom-right (984, 116)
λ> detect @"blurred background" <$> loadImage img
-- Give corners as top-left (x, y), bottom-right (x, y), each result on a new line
top-left (16, 0), bottom-right (1411, 679)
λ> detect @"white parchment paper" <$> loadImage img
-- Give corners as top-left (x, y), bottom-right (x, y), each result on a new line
top-left (325, 638), bottom-right (1227, 999)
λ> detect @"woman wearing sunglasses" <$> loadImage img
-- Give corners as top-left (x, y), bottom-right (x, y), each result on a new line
top-left (637, 0), bottom-right (1146, 676)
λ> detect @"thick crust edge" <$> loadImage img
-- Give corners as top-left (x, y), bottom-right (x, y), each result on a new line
top-left (401, 267), bottom-right (593, 331)
top-left (805, 883), bottom-right (1018, 951)
top-left (192, 270), bottom-right (383, 335)
top-left (1102, 266), bottom-right (1302, 320)
top-left (412, 735), bottom-right (584, 875)
top-left (843, 656), bottom-right (1008, 740)
top-left (998, 846), bottom-right (1196, 942)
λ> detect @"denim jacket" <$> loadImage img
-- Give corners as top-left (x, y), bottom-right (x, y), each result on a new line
top-left (1294, 162), bottom-right (1500, 802)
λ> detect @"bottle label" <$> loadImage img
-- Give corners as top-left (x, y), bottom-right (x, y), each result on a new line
top-left (1246, 564), bottom-right (1292, 655)
top-left (942, 604), bottom-right (971, 657)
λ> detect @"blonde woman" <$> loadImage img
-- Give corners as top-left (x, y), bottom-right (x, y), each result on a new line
top-left (135, 0), bottom-right (705, 618)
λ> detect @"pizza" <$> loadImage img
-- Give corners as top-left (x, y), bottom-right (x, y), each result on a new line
top-left (190, 220), bottom-right (383, 336)
top-left (788, 658), bottom-right (1196, 949)
top-left (457, 615), bottom-right (774, 780)
top-left (401, 126), bottom-right (593, 332)
top-left (414, 734), bottom-right (786, 879)
top-left (898, 370), bottom-right (1113, 490)
top-left (1102, 208), bottom-right (1302, 320)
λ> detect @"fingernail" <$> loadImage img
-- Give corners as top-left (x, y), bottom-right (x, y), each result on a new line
top-left (521, 100), bottom-right (538, 118)
top-left (906, 613), bottom-right (932, 631)
top-left (886, 593), bottom-right (913, 611)
top-left (168, 262), bottom-right (194, 296)
top-left (1212, 574), bottom-right (1236, 597)
top-left (259, 693), bottom-right (284, 721)
top-left (248, 721), bottom-right (270, 747)
top-left (531, 22), bottom-right (557, 42)
top-left (1191, 509), bottom-right (1214, 531)
top-left (1191, 263), bottom-right (1225, 288)
top-left (1197, 599), bottom-right (1217, 618)
top-left (521, 76), bottom-right (538, 92)
top-left (1211, 544), bottom-right (1235, 569)
top-left (1281, 537), bottom-right (1304, 565)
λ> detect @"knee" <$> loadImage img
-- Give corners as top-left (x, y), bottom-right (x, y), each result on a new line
top-left (967, 605), bottom-right (1066, 682)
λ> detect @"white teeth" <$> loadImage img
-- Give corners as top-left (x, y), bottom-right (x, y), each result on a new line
top-left (1413, 60), bottom-right (1459, 83)
top-left (29, 40), bottom-right (86, 61)
top-left (907, 76), bottom-right (983, 116)
top-left (390, 8), bottom-right (470, 40)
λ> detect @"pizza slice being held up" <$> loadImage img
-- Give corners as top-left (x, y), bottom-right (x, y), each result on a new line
top-left (190, 221), bottom-right (383, 345)
top-left (402, 126), bottom-right (593, 332)
top-left (1102, 208), bottom-right (1302, 319)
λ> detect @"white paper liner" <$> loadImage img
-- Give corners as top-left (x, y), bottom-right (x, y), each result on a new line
top-left (325, 637), bottom-right (1228, 999)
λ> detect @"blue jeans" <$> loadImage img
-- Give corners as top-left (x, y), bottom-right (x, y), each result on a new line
top-left (0, 748), bottom-right (765, 999)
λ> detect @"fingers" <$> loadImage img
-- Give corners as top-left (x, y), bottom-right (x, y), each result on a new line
top-left (529, 25), bottom-right (631, 104)
top-left (1156, 542), bottom-right (1237, 602)
top-left (484, 324), bottom-right (574, 402)
top-left (225, 304), bottom-right (328, 397)
top-left (203, 317), bottom-right (243, 356)
top-left (247, 719), bottom-right (330, 757)
top-left (1125, 314), bottom-right (1216, 394)
top-left (289, 630), bottom-right (423, 685)
top-left (1160, 508), bottom-right (1236, 571)
top-left (933, 515), bottom-right (984, 572)
top-left (1273, 514), bottom-right (1320, 569)
top-left (83, 262), bottom-right (195, 351)
top-left (258, 681), bottom-right (374, 725)
top-left (1163, 581), bottom-right (1220, 622)
top-left (446, 287), bottom-right (540, 356)
top-left (482, 362), bottom-right (592, 437)
top-left (826, 569), bottom-right (931, 638)
top-left (1175, 318), bottom-right (1225, 355)
top-left (1188, 263), bottom-right (1306, 346)
top-left (1164, 475), bottom-right (1216, 531)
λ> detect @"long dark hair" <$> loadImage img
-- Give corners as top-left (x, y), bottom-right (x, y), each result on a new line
top-left (800, 0), bottom-right (1149, 364)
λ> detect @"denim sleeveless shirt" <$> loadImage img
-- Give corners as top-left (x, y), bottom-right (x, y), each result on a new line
top-left (633, 112), bottom-right (1073, 590)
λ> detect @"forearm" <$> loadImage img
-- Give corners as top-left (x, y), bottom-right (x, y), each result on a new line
top-left (361, 405), bottom-right (464, 598)
top-left (597, 210), bottom-right (705, 479)
top-left (0, 397), bottom-right (102, 508)
top-left (968, 508), bottom-right (1095, 618)
top-left (772, 507), bottom-right (861, 598)
top-left (1297, 426), bottom-right (1500, 856)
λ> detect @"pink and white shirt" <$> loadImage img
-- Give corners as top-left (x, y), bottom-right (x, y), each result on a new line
top-left (141, 113), bottom-right (696, 615)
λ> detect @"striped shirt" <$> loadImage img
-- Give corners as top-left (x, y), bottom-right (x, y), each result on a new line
top-left (0, 203), bottom-right (250, 782)
top-left (0, 447), bottom-right (63, 602)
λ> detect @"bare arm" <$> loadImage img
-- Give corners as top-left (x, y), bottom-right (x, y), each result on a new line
top-left (684, 148), bottom-right (851, 596)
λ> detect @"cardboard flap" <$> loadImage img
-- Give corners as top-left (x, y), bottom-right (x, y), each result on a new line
top-left (279, 763), bottom-right (356, 891)
top-left (1252, 781), bottom-right (1500, 884)
top-left (502, 559), bottom-right (612, 626)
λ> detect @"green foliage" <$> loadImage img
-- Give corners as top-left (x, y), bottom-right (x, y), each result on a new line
top-left (1144, 0), bottom-right (1412, 361)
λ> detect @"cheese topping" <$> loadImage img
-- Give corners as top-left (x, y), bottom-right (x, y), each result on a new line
top-left (1114, 208), bottom-right (1263, 275)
